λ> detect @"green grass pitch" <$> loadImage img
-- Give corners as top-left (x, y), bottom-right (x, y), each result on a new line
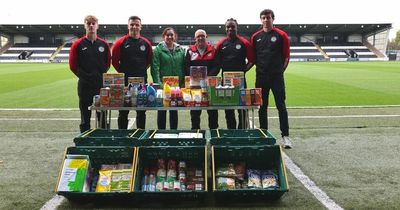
top-left (0, 62), bottom-right (399, 108)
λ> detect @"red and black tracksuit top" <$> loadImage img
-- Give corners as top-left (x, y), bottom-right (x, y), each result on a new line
top-left (69, 36), bottom-right (111, 88)
top-left (184, 44), bottom-right (219, 76)
top-left (251, 27), bottom-right (290, 77)
top-left (215, 35), bottom-right (255, 72)
top-left (112, 34), bottom-right (153, 84)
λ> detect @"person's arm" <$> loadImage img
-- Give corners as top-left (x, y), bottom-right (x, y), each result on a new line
top-left (239, 36), bottom-right (255, 72)
top-left (208, 46), bottom-right (220, 76)
top-left (184, 48), bottom-right (191, 76)
top-left (141, 36), bottom-right (153, 70)
top-left (282, 32), bottom-right (290, 71)
top-left (69, 40), bottom-right (79, 76)
top-left (111, 37), bottom-right (123, 73)
top-left (103, 40), bottom-right (111, 73)
top-left (179, 47), bottom-right (187, 87)
top-left (249, 30), bottom-right (262, 68)
top-left (274, 29), bottom-right (290, 71)
top-left (150, 47), bottom-right (161, 84)
top-left (214, 40), bottom-right (224, 75)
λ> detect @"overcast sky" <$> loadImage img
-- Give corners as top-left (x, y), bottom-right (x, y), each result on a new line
top-left (1, 0), bottom-right (398, 39)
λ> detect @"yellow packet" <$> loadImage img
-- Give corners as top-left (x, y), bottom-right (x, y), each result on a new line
top-left (96, 170), bottom-right (112, 192)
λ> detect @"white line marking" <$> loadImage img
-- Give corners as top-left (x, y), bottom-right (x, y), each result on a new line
top-left (253, 124), bottom-right (343, 210)
top-left (255, 114), bottom-right (400, 119)
top-left (2, 114), bottom-right (397, 122)
top-left (283, 153), bottom-right (344, 210)
top-left (0, 104), bottom-right (399, 111)
top-left (0, 108), bottom-right (78, 111)
top-left (0, 118), bottom-right (119, 121)
top-left (40, 195), bottom-right (65, 210)
top-left (128, 118), bottom-right (136, 129)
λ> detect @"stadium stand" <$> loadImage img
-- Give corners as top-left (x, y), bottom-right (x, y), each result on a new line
top-left (320, 42), bottom-right (378, 61)
top-left (290, 42), bottom-right (326, 61)
top-left (51, 43), bottom-right (71, 63)
top-left (0, 23), bottom-right (392, 62)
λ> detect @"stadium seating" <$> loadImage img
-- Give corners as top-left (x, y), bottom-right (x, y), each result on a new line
top-left (290, 42), bottom-right (325, 61)
top-left (0, 41), bottom-right (381, 62)
top-left (0, 43), bottom-right (58, 62)
top-left (320, 42), bottom-right (377, 61)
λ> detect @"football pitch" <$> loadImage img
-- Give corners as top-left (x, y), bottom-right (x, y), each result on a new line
top-left (0, 62), bottom-right (400, 209)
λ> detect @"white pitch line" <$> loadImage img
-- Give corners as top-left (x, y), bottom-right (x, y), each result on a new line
top-left (283, 153), bottom-right (344, 210)
top-left (252, 124), bottom-right (343, 210)
top-left (1, 104), bottom-right (399, 111)
top-left (128, 118), bottom-right (137, 129)
top-left (2, 114), bottom-right (397, 122)
top-left (254, 114), bottom-right (400, 119)
top-left (0, 108), bottom-right (78, 111)
top-left (40, 195), bottom-right (65, 210)
top-left (0, 118), bottom-right (119, 121)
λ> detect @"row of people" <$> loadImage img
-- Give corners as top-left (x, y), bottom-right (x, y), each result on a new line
top-left (69, 9), bottom-right (293, 148)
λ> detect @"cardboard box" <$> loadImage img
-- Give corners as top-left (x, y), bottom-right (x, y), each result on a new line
top-left (223, 72), bottom-right (245, 88)
top-left (57, 155), bottom-right (91, 192)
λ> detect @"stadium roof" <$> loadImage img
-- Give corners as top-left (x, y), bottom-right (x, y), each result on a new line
top-left (0, 23), bottom-right (392, 37)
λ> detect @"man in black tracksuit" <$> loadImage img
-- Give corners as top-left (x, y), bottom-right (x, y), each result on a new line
top-left (251, 9), bottom-right (293, 148)
top-left (215, 18), bottom-right (255, 129)
top-left (69, 15), bottom-right (111, 133)
top-left (112, 16), bottom-right (153, 129)
top-left (184, 29), bottom-right (220, 129)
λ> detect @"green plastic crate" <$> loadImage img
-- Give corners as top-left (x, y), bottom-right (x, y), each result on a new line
top-left (138, 129), bottom-right (206, 146)
top-left (56, 146), bottom-right (136, 200)
top-left (210, 129), bottom-right (276, 146)
top-left (133, 146), bottom-right (208, 201)
top-left (74, 128), bottom-right (145, 146)
top-left (209, 86), bottom-right (240, 106)
top-left (211, 145), bottom-right (289, 200)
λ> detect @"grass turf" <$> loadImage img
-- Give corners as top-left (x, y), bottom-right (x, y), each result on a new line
top-left (0, 62), bottom-right (400, 108)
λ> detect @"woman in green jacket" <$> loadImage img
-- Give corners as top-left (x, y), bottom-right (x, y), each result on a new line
top-left (151, 27), bottom-right (186, 129)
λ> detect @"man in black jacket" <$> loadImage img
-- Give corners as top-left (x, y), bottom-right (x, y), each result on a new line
top-left (112, 16), bottom-right (153, 129)
top-left (69, 15), bottom-right (111, 133)
top-left (215, 18), bottom-right (255, 129)
top-left (251, 9), bottom-right (292, 148)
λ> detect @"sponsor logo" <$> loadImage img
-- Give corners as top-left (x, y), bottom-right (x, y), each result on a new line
top-left (124, 45), bottom-right (130, 49)
top-left (98, 46), bottom-right (105, 52)
top-left (191, 53), bottom-right (198, 60)
top-left (271, 36), bottom-right (277, 42)
top-left (256, 38), bottom-right (262, 42)
top-left (82, 47), bottom-right (87, 51)
top-left (140, 45), bottom-right (146, 51)
top-left (236, 44), bottom-right (241, 50)
top-left (222, 46), bottom-right (227, 50)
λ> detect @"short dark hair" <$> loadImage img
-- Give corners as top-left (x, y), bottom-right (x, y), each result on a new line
top-left (225, 18), bottom-right (238, 26)
top-left (260, 9), bottom-right (275, 19)
top-left (128, 16), bottom-right (141, 22)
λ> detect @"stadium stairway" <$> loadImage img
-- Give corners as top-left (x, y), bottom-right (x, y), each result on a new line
top-left (363, 40), bottom-right (386, 58)
top-left (0, 41), bottom-right (12, 55)
top-left (49, 43), bottom-right (66, 62)
top-left (314, 43), bottom-right (329, 59)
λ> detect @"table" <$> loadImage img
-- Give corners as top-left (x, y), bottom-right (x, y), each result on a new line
top-left (89, 105), bottom-right (259, 129)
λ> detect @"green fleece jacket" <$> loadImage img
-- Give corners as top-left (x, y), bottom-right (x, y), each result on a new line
top-left (151, 42), bottom-right (186, 87)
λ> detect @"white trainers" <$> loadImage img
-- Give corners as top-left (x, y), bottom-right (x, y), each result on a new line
top-left (282, 136), bottom-right (293, 149)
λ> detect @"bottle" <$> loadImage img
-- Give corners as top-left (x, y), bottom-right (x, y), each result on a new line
top-left (147, 84), bottom-right (156, 107)
top-left (163, 83), bottom-right (171, 107)
top-left (170, 88), bottom-right (177, 107)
